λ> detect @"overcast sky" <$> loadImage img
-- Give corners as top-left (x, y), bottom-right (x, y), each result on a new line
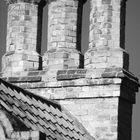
top-left (0, 0), bottom-right (140, 139)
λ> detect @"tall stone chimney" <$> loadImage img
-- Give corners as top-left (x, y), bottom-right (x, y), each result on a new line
top-left (2, 0), bottom-right (44, 77)
top-left (85, 0), bottom-right (128, 70)
top-left (43, 0), bottom-right (86, 70)
top-left (1, 0), bottom-right (139, 140)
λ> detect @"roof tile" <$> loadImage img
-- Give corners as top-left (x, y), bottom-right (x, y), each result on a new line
top-left (0, 78), bottom-right (94, 140)
top-left (0, 100), bottom-right (12, 112)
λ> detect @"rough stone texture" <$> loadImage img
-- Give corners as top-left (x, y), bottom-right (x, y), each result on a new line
top-left (2, 1), bottom-right (41, 76)
top-left (85, 48), bottom-right (129, 70)
top-left (0, 78), bottom-right (94, 140)
top-left (0, 0), bottom-right (139, 139)
top-left (43, 0), bottom-right (85, 70)
top-left (5, 0), bottom-right (42, 4)
top-left (2, 68), bottom-right (138, 139)
top-left (59, 98), bottom-right (119, 139)
top-left (10, 131), bottom-right (39, 139)
top-left (89, 0), bottom-right (126, 49)
top-left (85, 0), bottom-right (128, 70)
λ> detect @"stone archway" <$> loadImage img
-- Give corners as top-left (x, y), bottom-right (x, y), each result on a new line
top-left (0, 110), bottom-right (13, 139)
top-left (0, 122), bottom-right (6, 140)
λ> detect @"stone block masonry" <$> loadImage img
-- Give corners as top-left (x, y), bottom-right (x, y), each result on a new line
top-left (89, 0), bottom-right (125, 49)
top-left (43, 0), bottom-right (86, 70)
top-left (2, 0), bottom-right (43, 76)
top-left (9, 131), bottom-right (40, 140)
top-left (85, 0), bottom-right (128, 70)
top-left (85, 48), bottom-right (129, 70)
top-left (1, 0), bottom-right (139, 140)
top-left (3, 68), bottom-right (138, 140)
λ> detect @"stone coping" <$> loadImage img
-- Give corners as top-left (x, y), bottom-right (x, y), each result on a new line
top-left (1, 68), bottom-right (139, 86)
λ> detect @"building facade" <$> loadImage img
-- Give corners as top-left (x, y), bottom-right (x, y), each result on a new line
top-left (0, 0), bottom-right (139, 140)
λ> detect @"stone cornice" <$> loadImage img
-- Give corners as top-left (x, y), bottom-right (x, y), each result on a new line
top-left (5, 0), bottom-right (44, 5)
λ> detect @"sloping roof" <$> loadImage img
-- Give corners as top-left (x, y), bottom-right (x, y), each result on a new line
top-left (0, 78), bottom-right (93, 140)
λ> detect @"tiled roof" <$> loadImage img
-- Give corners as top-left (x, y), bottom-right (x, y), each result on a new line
top-left (0, 78), bottom-right (93, 140)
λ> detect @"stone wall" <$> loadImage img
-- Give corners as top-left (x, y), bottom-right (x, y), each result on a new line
top-left (43, 0), bottom-right (86, 70)
top-left (2, 0), bottom-right (44, 76)
top-left (1, 0), bottom-right (139, 140)
top-left (2, 68), bottom-right (138, 139)
top-left (85, 0), bottom-right (128, 70)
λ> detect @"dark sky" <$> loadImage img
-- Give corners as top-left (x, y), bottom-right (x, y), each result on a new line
top-left (0, 0), bottom-right (140, 139)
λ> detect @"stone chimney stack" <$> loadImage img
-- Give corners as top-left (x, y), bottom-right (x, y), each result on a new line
top-left (2, 0), bottom-right (44, 77)
top-left (85, 0), bottom-right (128, 70)
top-left (43, 0), bottom-right (86, 70)
top-left (1, 0), bottom-right (139, 140)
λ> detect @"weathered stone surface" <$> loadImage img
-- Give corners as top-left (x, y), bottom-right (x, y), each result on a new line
top-left (5, 0), bottom-right (42, 4)
top-left (9, 131), bottom-right (40, 139)
top-left (47, 0), bottom-right (79, 50)
top-left (2, 1), bottom-right (40, 75)
top-left (85, 47), bottom-right (129, 70)
top-left (7, 76), bottom-right (137, 103)
top-left (43, 0), bottom-right (85, 69)
top-left (89, 0), bottom-right (126, 49)
top-left (2, 76), bottom-right (42, 83)
top-left (43, 49), bottom-right (82, 70)
top-left (0, 0), bottom-right (139, 139)
top-left (2, 67), bottom-right (139, 88)
top-left (58, 98), bottom-right (119, 139)
top-left (85, 0), bottom-right (128, 70)
top-left (57, 69), bottom-right (86, 80)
